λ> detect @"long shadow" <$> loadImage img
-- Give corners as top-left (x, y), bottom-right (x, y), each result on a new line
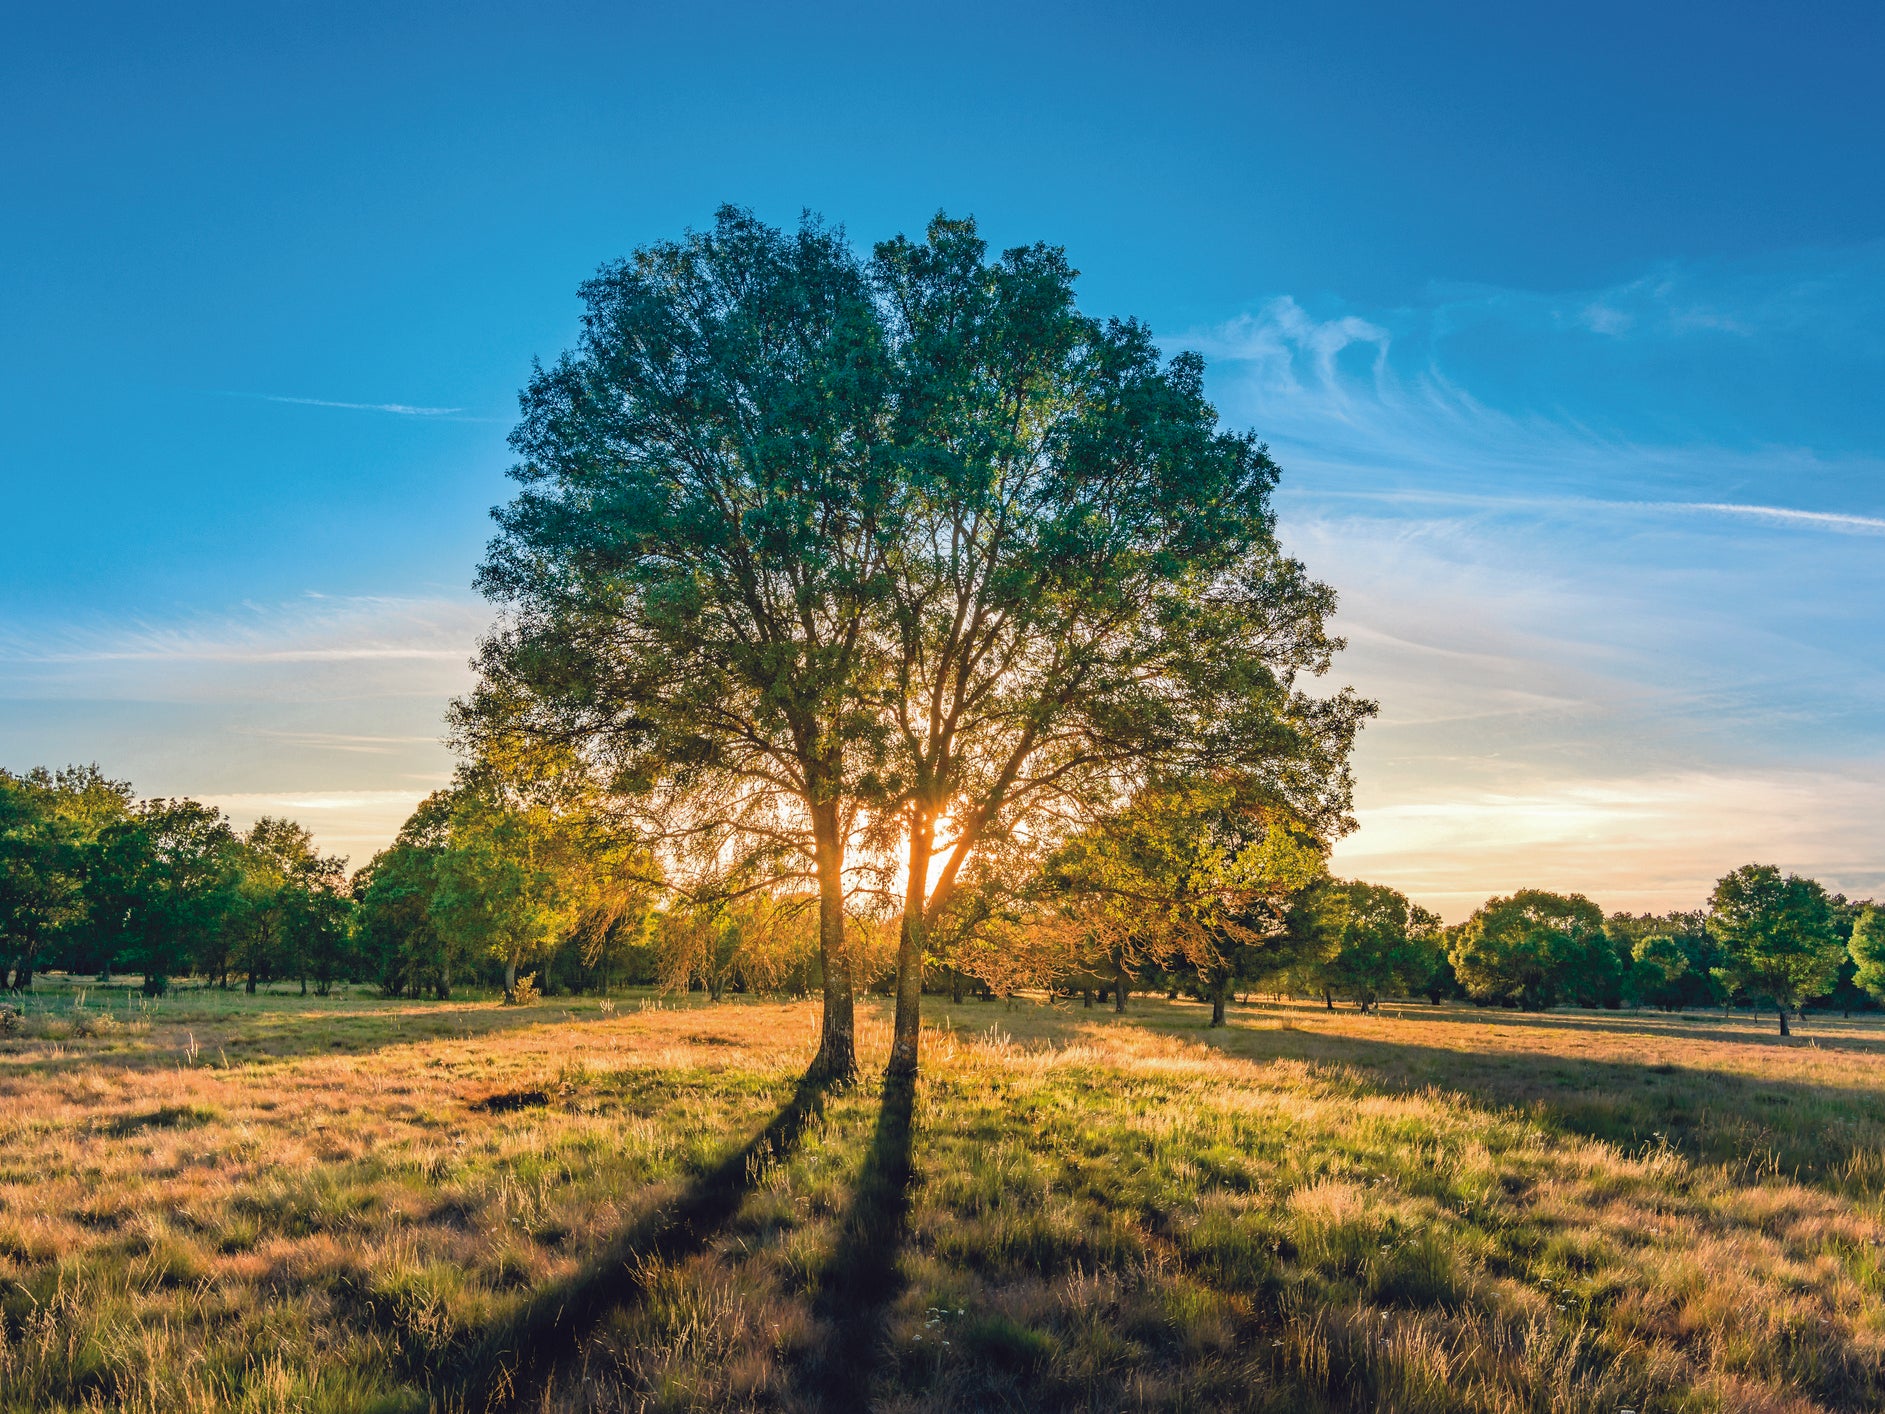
top-left (1225, 997), bottom-right (1885, 1056)
top-left (439, 1067), bottom-right (833, 1412)
top-left (794, 1069), bottom-right (919, 1410)
top-left (1206, 1023), bottom-right (1885, 1188)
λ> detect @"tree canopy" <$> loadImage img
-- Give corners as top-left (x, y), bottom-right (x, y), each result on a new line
top-left (461, 206), bottom-right (1372, 1079)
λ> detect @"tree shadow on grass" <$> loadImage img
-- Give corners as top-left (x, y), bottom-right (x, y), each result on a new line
top-left (1225, 996), bottom-right (1885, 1056)
top-left (793, 1068), bottom-right (919, 1409)
top-left (1208, 1023), bottom-right (1885, 1190)
top-left (439, 1066), bottom-right (834, 1412)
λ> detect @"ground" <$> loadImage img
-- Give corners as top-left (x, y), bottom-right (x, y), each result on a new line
top-left (2, 982), bottom-right (1883, 1413)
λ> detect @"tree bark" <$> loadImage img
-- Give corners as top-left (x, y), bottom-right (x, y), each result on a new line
top-left (809, 807), bottom-right (856, 1084)
top-left (1082, 987), bottom-right (1093, 1009)
top-left (1209, 973), bottom-right (1229, 1027)
top-left (1776, 999), bottom-right (1790, 1036)
top-left (504, 958), bottom-right (517, 1002)
top-left (1113, 952), bottom-right (1129, 1013)
top-left (887, 809), bottom-right (934, 1079)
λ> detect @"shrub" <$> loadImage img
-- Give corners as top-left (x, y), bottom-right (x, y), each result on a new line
top-left (502, 972), bottom-right (540, 1006)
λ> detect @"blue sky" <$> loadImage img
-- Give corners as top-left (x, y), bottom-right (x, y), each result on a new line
top-left (2, 1), bottom-right (1880, 914)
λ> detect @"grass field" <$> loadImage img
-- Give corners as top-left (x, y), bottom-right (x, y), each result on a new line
top-left (3, 982), bottom-right (1884, 1413)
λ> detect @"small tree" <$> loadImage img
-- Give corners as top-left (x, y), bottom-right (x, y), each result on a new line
top-left (430, 785), bottom-right (583, 1003)
top-left (1707, 864), bottom-right (1843, 1036)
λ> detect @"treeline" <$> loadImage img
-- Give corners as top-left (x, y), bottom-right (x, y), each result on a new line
top-left (1285, 873), bottom-right (1882, 1035)
top-left (6, 762), bottom-right (1879, 1040)
top-left (0, 766), bottom-right (352, 994)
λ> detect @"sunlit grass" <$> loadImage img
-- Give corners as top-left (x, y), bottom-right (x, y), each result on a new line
top-left (3, 984), bottom-right (1884, 1410)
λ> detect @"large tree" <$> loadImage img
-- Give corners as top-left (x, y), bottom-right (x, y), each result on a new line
top-left (869, 217), bottom-right (1370, 1072)
top-left (461, 207), bottom-right (897, 1079)
top-left (462, 207), bottom-right (1369, 1080)
top-left (1708, 864), bottom-right (1843, 1035)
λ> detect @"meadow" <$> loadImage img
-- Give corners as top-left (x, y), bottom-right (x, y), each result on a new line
top-left (2, 982), bottom-right (1883, 1413)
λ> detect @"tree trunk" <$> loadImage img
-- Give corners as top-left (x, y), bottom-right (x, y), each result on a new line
top-left (809, 807), bottom-right (856, 1084)
top-left (504, 959), bottom-right (517, 1003)
top-left (1113, 952), bottom-right (1129, 1013)
top-left (1324, 988), bottom-right (1334, 1011)
top-left (1776, 1000), bottom-right (1790, 1036)
top-left (245, 973), bottom-right (256, 995)
top-left (1082, 987), bottom-right (1093, 1009)
top-left (888, 810), bottom-right (935, 1079)
top-left (1209, 973), bottom-right (1229, 1027)
top-left (949, 969), bottom-right (964, 1005)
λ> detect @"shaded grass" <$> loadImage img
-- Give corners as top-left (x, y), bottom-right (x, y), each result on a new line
top-left (5, 989), bottom-right (1885, 1411)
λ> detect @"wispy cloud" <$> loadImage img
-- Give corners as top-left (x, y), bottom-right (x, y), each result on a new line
top-left (0, 595), bottom-right (484, 867)
top-left (1182, 249), bottom-right (1885, 916)
top-left (0, 595), bottom-right (488, 699)
top-left (258, 394), bottom-right (465, 416)
top-left (1649, 502), bottom-right (1885, 535)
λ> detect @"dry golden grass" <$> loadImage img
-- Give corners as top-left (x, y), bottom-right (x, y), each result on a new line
top-left (2, 983), bottom-right (1883, 1411)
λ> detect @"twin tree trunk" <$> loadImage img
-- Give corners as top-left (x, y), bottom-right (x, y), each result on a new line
top-left (809, 805), bottom-right (857, 1084)
top-left (887, 808), bottom-right (936, 1079)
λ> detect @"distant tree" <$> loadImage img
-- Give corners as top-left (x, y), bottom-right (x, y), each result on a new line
top-left (92, 799), bottom-right (237, 994)
top-left (653, 890), bottom-right (817, 1001)
top-left (1707, 864), bottom-right (1843, 1036)
top-left (1851, 907), bottom-right (1885, 1004)
top-left (458, 207), bottom-right (899, 1079)
top-left (872, 217), bottom-right (1371, 1073)
top-left (354, 793), bottom-right (459, 998)
top-left (1045, 778), bottom-right (1327, 1027)
top-left (0, 766), bottom-right (137, 987)
top-left (219, 819), bottom-right (349, 994)
top-left (1449, 889), bottom-right (1611, 1011)
top-left (1626, 935), bottom-right (1689, 1011)
top-left (1607, 909), bottom-right (1719, 1012)
top-left (1307, 880), bottom-right (1445, 1011)
top-left (429, 785), bottom-right (581, 1004)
